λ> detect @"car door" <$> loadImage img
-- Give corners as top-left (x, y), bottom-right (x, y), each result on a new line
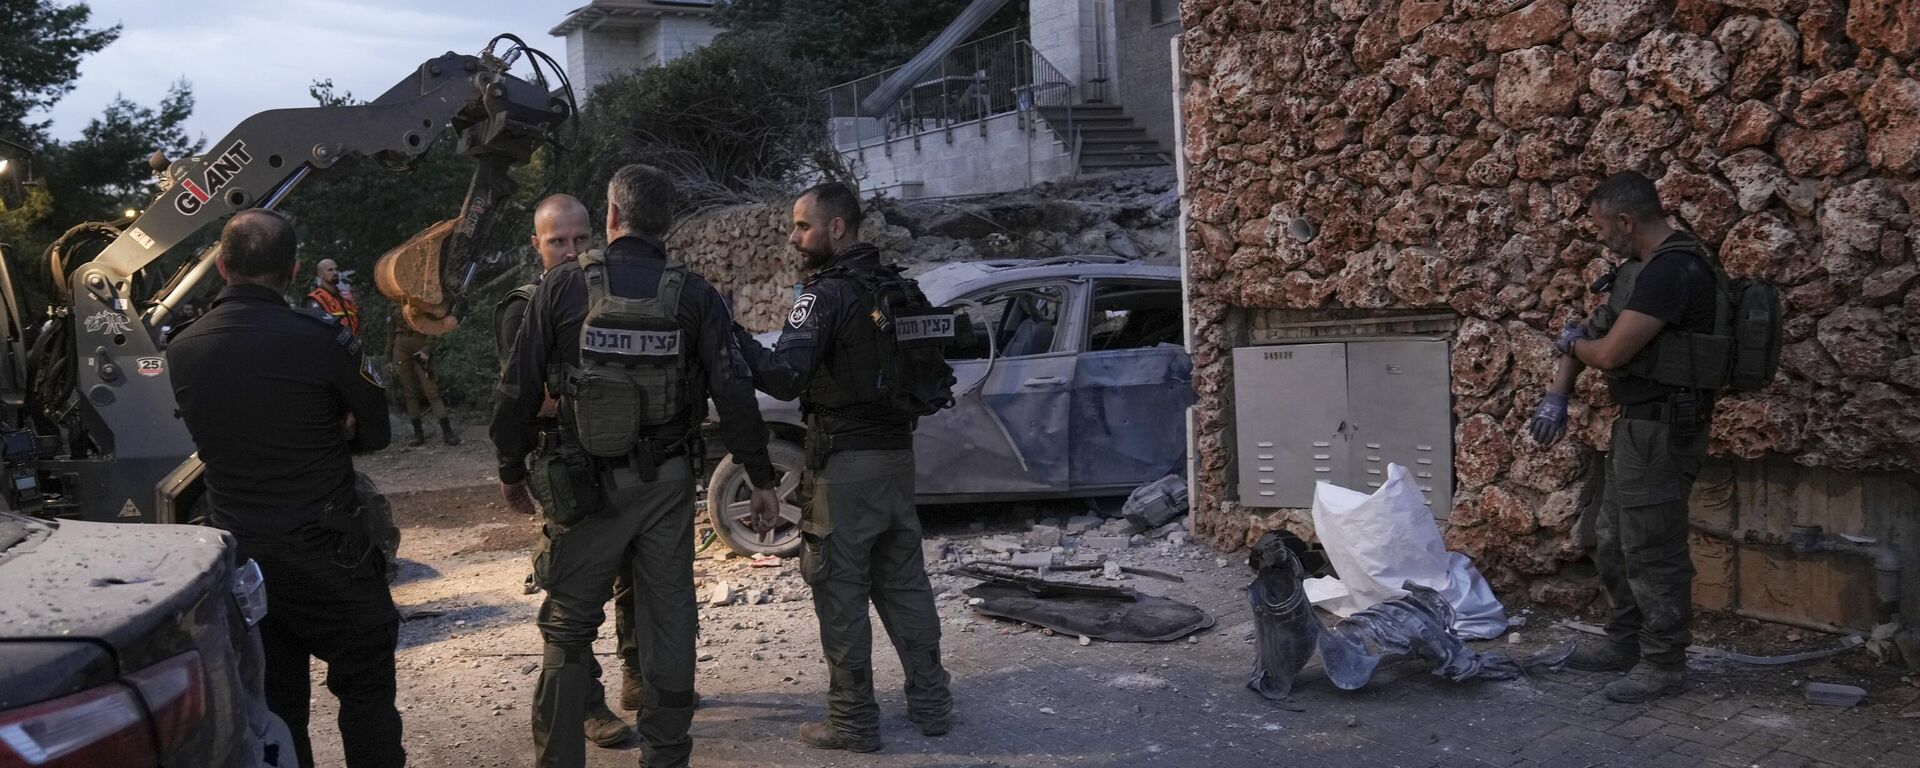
top-left (1068, 279), bottom-right (1194, 490)
top-left (916, 281), bottom-right (1077, 497)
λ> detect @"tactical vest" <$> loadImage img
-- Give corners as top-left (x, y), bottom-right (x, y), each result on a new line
top-left (307, 286), bottom-right (360, 336)
top-left (1590, 237), bottom-right (1733, 391)
top-left (802, 264), bottom-right (961, 424)
top-left (551, 251), bottom-right (691, 458)
top-left (496, 283), bottom-right (536, 364)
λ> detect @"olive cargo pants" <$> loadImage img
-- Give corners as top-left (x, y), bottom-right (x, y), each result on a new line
top-left (799, 449), bottom-right (953, 741)
top-left (390, 330), bottom-right (446, 420)
top-left (1595, 417), bottom-right (1706, 668)
top-left (530, 457), bottom-right (697, 768)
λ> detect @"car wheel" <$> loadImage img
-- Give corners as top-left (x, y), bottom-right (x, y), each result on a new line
top-left (706, 440), bottom-right (805, 558)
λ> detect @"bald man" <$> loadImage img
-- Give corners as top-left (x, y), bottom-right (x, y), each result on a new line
top-left (497, 194), bottom-right (637, 749)
top-left (302, 257), bottom-right (360, 335)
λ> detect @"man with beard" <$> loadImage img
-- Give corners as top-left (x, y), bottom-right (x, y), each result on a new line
top-left (734, 181), bottom-right (955, 751)
top-left (1529, 171), bottom-right (1722, 703)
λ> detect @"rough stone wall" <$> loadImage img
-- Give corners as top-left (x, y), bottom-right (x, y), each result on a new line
top-left (1178, 0), bottom-right (1920, 585)
top-left (668, 203), bottom-right (806, 333)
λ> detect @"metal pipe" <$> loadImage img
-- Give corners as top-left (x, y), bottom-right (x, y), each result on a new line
top-left (1734, 609), bottom-right (1860, 637)
top-left (149, 165), bottom-right (310, 329)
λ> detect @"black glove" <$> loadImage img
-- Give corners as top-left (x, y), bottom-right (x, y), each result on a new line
top-left (1528, 392), bottom-right (1569, 446)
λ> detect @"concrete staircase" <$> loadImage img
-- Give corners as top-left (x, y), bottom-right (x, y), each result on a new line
top-left (1035, 104), bottom-right (1172, 173)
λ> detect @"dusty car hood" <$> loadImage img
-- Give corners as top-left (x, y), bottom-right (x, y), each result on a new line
top-left (0, 513), bottom-right (233, 658)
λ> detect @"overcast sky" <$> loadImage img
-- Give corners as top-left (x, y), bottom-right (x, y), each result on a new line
top-left (39, 0), bottom-right (578, 144)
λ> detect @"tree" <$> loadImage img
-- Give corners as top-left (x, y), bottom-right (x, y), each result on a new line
top-left (37, 81), bottom-right (202, 221)
top-left (0, 0), bottom-right (120, 143)
top-left (548, 37), bottom-right (829, 215)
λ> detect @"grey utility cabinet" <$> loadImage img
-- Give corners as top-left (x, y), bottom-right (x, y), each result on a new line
top-left (1232, 339), bottom-right (1453, 516)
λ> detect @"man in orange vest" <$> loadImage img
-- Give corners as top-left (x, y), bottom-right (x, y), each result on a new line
top-left (303, 258), bottom-right (360, 335)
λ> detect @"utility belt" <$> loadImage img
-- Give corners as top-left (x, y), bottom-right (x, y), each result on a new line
top-left (529, 425), bottom-right (699, 526)
top-left (803, 412), bottom-right (911, 471)
top-left (1618, 390), bottom-right (1713, 445)
top-left (235, 492), bottom-right (380, 577)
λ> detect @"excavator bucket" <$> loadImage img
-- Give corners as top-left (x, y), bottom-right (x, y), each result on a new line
top-left (375, 218), bottom-right (460, 335)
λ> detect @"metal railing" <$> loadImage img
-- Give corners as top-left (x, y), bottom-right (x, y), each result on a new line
top-left (819, 28), bottom-right (1076, 149)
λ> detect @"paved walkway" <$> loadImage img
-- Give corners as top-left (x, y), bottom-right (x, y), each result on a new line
top-left (660, 562), bottom-right (1917, 767)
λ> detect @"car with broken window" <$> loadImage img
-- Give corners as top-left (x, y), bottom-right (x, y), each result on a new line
top-left (0, 511), bottom-right (294, 767)
top-left (705, 256), bottom-right (1193, 556)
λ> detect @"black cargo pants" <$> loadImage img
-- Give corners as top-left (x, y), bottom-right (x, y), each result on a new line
top-left (1594, 416), bottom-right (1707, 668)
top-left (530, 457), bottom-right (697, 768)
top-left (799, 448), bottom-right (952, 741)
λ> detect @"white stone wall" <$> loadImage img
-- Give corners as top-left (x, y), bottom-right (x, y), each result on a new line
top-left (1029, 0), bottom-right (1104, 98)
top-left (562, 15), bottom-right (719, 100)
top-left (655, 16), bottom-right (720, 64)
top-left (840, 112), bottom-right (1076, 199)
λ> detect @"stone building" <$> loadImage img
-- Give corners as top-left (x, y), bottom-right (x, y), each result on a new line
top-left (1175, 0), bottom-right (1920, 631)
top-left (551, 0), bottom-right (721, 98)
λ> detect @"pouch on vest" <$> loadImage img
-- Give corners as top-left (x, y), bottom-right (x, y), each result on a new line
top-left (823, 264), bottom-right (967, 419)
top-left (528, 444), bottom-right (604, 526)
top-left (563, 250), bottom-right (691, 459)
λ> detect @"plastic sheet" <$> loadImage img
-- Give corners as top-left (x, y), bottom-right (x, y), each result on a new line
top-left (1303, 464), bottom-right (1508, 639)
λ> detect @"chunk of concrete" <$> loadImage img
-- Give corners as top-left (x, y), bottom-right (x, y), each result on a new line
top-left (1065, 515), bottom-right (1103, 534)
top-left (1010, 552), bottom-right (1057, 568)
top-left (1150, 521), bottom-right (1186, 540)
top-left (977, 536), bottom-right (1024, 554)
top-left (1026, 524), bottom-right (1065, 548)
top-left (1085, 535), bottom-right (1132, 550)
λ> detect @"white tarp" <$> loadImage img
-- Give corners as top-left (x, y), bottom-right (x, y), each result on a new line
top-left (1300, 463), bottom-right (1509, 639)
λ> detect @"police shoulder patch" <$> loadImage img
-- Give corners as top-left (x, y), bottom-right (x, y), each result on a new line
top-left (788, 294), bottom-right (818, 328)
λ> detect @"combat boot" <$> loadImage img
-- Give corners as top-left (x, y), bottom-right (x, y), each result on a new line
top-left (911, 715), bottom-right (950, 737)
top-left (408, 419), bottom-right (426, 447)
top-left (584, 703), bottom-right (633, 747)
top-left (1604, 661), bottom-right (1688, 703)
top-left (798, 721), bottom-right (880, 753)
top-left (439, 417), bottom-right (462, 446)
top-left (1565, 640), bottom-right (1638, 672)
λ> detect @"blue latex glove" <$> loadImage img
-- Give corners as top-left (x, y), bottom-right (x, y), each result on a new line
top-left (1553, 322), bottom-right (1587, 357)
top-left (1528, 392), bottom-right (1569, 446)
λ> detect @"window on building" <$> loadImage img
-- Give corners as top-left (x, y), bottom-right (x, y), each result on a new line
top-left (1150, 0), bottom-right (1179, 25)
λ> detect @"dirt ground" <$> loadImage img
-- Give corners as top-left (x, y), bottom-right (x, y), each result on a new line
top-left (299, 427), bottom-right (1920, 767)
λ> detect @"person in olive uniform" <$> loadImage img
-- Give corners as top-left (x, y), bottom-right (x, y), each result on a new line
top-left (735, 182), bottom-right (955, 752)
top-left (492, 165), bottom-right (780, 768)
top-left (168, 209), bottom-right (403, 768)
top-left (391, 323), bottom-right (461, 447)
top-left (498, 193), bottom-right (636, 749)
top-left (1529, 171), bottom-right (1720, 703)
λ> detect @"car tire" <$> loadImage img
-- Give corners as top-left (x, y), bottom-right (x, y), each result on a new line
top-left (706, 440), bottom-right (805, 558)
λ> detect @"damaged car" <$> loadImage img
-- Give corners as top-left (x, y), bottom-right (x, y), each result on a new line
top-left (0, 511), bottom-right (294, 767)
top-left (706, 256), bottom-right (1194, 556)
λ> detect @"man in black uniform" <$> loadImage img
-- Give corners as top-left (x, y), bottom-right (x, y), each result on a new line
top-left (169, 209), bottom-right (402, 767)
top-left (735, 181), bottom-right (955, 752)
top-left (1529, 171), bottom-right (1721, 703)
top-left (499, 193), bottom-right (637, 748)
top-left (493, 164), bottom-right (780, 768)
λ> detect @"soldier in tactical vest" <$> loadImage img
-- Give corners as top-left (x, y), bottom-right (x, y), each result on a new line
top-left (498, 193), bottom-right (637, 749)
top-left (1529, 171), bottom-right (1723, 703)
top-left (736, 181), bottom-right (956, 752)
top-left (492, 164), bottom-right (780, 768)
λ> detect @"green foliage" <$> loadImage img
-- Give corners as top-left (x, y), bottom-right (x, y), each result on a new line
top-left (37, 81), bottom-right (203, 221)
top-left (714, 0), bottom-right (1029, 84)
top-left (0, 0), bottom-right (119, 143)
top-left (546, 37), bottom-right (830, 214)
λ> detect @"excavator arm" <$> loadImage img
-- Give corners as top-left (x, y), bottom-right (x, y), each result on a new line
top-left (20, 37), bottom-right (570, 523)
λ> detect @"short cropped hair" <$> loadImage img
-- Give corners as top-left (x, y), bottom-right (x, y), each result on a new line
top-left (1585, 171), bottom-right (1666, 222)
top-left (219, 209), bottom-right (297, 278)
top-left (801, 181), bottom-right (863, 232)
top-left (607, 164), bottom-right (675, 237)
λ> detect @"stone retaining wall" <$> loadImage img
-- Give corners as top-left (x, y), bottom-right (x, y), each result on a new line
top-left (1177, 0), bottom-right (1920, 585)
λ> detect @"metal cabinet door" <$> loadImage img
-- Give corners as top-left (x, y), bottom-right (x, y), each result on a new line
top-left (1346, 339), bottom-right (1453, 515)
top-left (1233, 343), bottom-right (1350, 508)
